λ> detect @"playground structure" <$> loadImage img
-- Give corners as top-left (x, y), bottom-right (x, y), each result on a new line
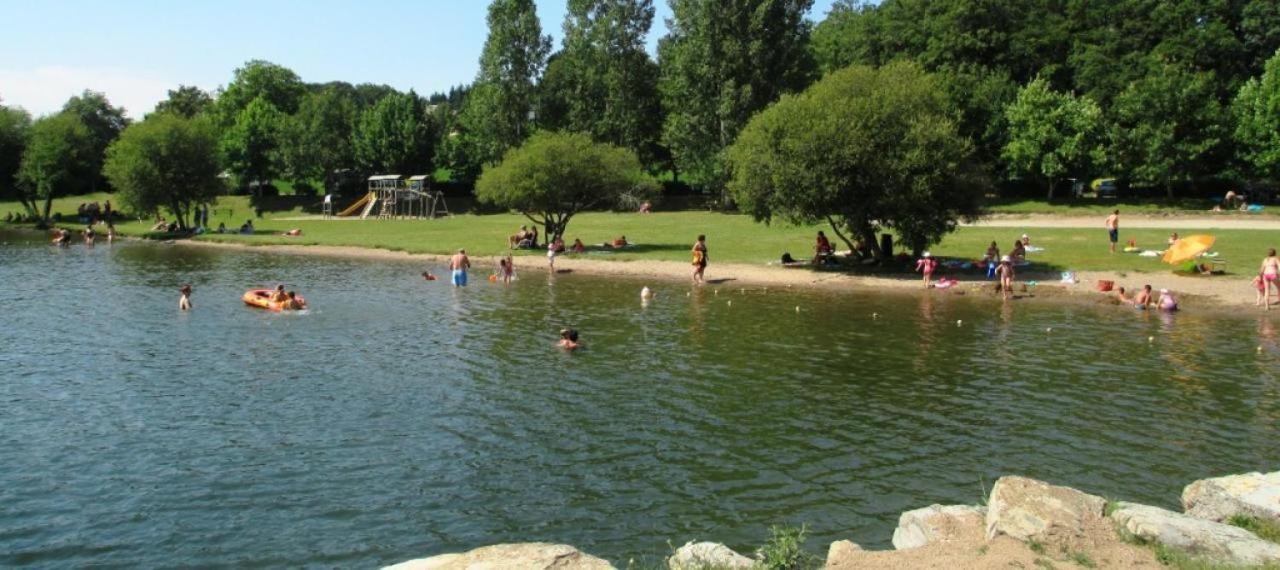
top-left (334, 175), bottom-right (450, 220)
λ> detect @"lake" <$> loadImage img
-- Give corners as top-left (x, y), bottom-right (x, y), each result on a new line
top-left (1, 230), bottom-right (1277, 567)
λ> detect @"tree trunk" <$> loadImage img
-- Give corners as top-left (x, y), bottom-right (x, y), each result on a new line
top-left (861, 227), bottom-right (884, 260)
top-left (1046, 177), bottom-right (1056, 200)
top-left (1166, 181), bottom-right (1175, 200)
top-left (825, 216), bottom-right (857, 255)
top-left (42, 187), bottom-right (53, 223)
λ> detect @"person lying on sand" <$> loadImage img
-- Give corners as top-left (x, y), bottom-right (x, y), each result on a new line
top-left (281, 229), bottom-right (302, 236)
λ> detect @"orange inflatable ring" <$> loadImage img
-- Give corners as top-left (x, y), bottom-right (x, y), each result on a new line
top-left (242, 289), bottom-right (307, 311)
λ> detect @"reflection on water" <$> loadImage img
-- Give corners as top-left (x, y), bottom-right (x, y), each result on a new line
top-left (0, 232), bottom-right (1278, 568)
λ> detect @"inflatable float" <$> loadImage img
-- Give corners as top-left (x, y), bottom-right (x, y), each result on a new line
top-left (242, 289), bottom-right (307, 311)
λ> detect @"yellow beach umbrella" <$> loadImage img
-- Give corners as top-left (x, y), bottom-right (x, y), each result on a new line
top-left (1161, 234), bottom-right (1216, 265)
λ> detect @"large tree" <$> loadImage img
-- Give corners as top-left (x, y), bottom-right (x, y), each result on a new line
top-left (154, 85), bottom-right (214, 118)
top-left (1001, 77), bottom-right (1105, 199)
top-left (549, 0), bottom-right (663, 165)
top-left (103, 113), bottom-right (223, 228)
top-left (1109, 61), bottom-right (1229, 198)
top-left (219, 97), bottom-right (285, 192)
top-left (725, 61), bottom-right (983, 258)
top-left (214, 60), bottom-right (306, 125)
top-left (457, 0), bottom-right (552, 179)
top-left (282, 87), bottom-right (357, 185)
top-left (476, 130), bottom-right (658, 241)
top-left (0, 101), bottom-right (31, 203)
top-left (1234, 48), bottom-right (1280, 181)
top-left (16, 113), bottom-right (94, 222)
top-left (61, 90), bottom-right (130, 193)
top-left (658, 0), bottom-right (815, 192)
top-left (352, 91), bottom-right (436, 175)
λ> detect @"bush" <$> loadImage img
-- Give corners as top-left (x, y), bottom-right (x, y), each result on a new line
top-left (756, 525), bottom-right (817, 570)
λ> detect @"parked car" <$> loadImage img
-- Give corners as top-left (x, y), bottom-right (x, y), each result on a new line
top-left (1092, 178), bottom-right (1119, 199)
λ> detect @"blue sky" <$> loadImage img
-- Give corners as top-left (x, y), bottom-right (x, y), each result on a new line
top-left (0, 0), bottom-right (840, 118)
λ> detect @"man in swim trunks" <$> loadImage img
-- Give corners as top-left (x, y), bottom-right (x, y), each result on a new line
top-left (1133, 284), bottom-right (1153, 309)
top-left (1105, 209), bottom-right (1119, 253)
top-left (450, 249), bottom-right (471, 287)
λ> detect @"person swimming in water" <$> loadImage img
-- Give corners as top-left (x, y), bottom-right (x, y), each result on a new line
top-left (286, 291), bottom-right (304, 310)
top-left (1157, 288), bottom-right (1178, 312)
top-left (270, 284), bottom-right (288, 303)
top-left (1133, 284), bottom-right (1153, 309)
top-left (179, 284), bottom-right (193, 311)
top-left (558, 328), bottom-right (581, 350)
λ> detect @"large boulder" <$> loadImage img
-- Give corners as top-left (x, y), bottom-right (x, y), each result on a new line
top-left (384, 543), bottom-right (615, 570)
top-left (1111, 502), bottom-right (1280, 566)
top-left (1183, 471), bottom-right (1280, 524)
top-left (824, 540), bottom-right (861, 567)
top-left (667, 542), bottom-right (755, 570)
top-left (985, 476), bottom-right (1106, 548)
top-left (892, 504), bottom-right (987, 550)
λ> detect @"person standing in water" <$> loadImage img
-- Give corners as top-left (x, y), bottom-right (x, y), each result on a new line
top-left (558, 328), bottom-right (581, 350)
top-left (915, 252), bottom-right (937, 288)
top-left (450, 249), bottom-right (471, 287)
top-left (996, 255), bottom-right (1015, 299)
top-left (691, 234), bottom-right (708, 285)
top-left (1261, 248), bottom-right (1280, 310)
top-left (1105, 209), bottom-right (1120, 253)
top-left (179, 284), bottom-right (193, 311)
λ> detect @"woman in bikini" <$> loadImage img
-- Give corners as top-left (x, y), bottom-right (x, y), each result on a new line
top-left (691, 235), bottom-right (708, 285)
top-left (1262, 249), bottom-right (1280, 310)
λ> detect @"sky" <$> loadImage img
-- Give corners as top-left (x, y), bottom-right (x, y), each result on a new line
top-left (0, 0), bottom-right (840, 119)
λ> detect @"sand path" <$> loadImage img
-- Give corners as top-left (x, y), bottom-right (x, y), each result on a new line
top-left (969, 213), bottom-right (1280, 229)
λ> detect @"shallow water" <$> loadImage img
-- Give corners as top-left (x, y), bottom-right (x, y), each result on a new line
top-left (1, 230), bottom-right (1278, 567)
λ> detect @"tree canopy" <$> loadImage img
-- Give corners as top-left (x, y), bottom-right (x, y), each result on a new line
top-left (1001, 77), bottom-right (1105, 199)
top-left (61, 90), bottom-right (129, 193)
top-left (659, 0), bottom-right (815, 191)
top-left (220, 97), bottom-right (285, 191)
top-left (103, 113), bottom-right (223, 228)
top-left (154, 85), bottom-right (214, 118)
top-left (16, 113), bottom-right (94, 221)
top-left (0, 102), bottom-right (31, 203)
top-left (352, 91), bottom-right (436, 175)
top-left (475, 130), bottom-right (657, 241)
top-left (1234, 48), bottom-right (1280, 181)
top-left (282, 87), bottom-right (358, 186)
top-left (725, 61), bottom-right (982, 257)
top-left (215, 60), bottom-right (306, 124)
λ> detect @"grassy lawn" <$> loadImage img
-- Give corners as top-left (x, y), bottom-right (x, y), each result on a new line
top-left (4, 194), bottom-right (1277, 275)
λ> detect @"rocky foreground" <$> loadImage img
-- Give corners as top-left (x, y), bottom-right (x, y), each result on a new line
top-left (385, 471), bottom-right (1280, 569)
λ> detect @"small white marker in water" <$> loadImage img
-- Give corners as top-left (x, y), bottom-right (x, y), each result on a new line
top-left (714, 289), bottom-right (719, 295)
top-left (686, 291), bottom-right (691, 297)
top-left (641, 286), bottom-right (653, 300)
top-left (956, 319), bottom-right (963, 327)
top-left (1258, 346), bottom-right (1264, 353)
top-left (1148, 336), bottom-right (1155, 343)
top-left (727, 300), bottom-right (732, 307)
top-left (795, 306), bottom-right (801, 313)
top-left (1046, 327), bottom-right (1053, 333)
top-left (872, 312), bottom-right (879, 319)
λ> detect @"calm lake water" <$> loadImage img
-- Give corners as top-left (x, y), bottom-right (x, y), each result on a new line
top-left (1, 230), bottom-right (1278, 568)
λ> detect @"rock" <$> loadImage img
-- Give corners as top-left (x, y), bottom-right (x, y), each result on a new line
top-left (824, 540), bottom-right (861, 566)
top-left (985, 476), bottom-right (1106, 548)
top-left (384, 543), bottom-right (615, 570)
top-left (667, 541), bottom-right (755, 570)
top-left (1111, 502), bottom-right (1280, 567)
top-left (892, 504), bottom-right (987, 550)
top-left (1183, 471), bottom-right (1280, 524)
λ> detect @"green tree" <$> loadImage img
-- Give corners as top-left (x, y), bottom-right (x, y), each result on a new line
top-left (352, 91), bottom-right (436, 175)
top-left (1234, 48), bottom-right (1280, 181)
top-left (103, 113), bottom-right (223, 228)
top-left (214, 60), bottom-right (306, 125)
top-left (154, 85), bottom-right (214, 118)
top-left (16, 113), bottom-right (94, 221)
top-left (0, 101), bottom-right (31, 203)
top-left (658, 0), bottom-right (815, 192)
top-left (552, 0), bottom-right (663, 165)
top-left (1001, 77), bottom-right (1105, 199)
top-left (1110, 61), bottom-right (1229, 198)
top-left (61, 90), bottom-right (130, 193)
top-left (476, 130), bottom-right (658, 241)
top-left (725, 61), bottom-right (983, 257)
top-left (282, 87), bottom-right (357, 185)
top-left (220, 97), bottom-right (284, 192)
top-left (457, 0), bottom-right (552, 178)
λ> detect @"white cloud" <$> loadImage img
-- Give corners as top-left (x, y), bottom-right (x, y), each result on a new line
top-left (0, 66), bottom-right (194, 119)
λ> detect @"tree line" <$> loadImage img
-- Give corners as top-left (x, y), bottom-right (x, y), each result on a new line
top-left (1, 0), bottom-right (1279, 246)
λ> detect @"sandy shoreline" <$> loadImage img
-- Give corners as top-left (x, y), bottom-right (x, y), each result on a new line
top-left (172, 239), bottom-right (1262, 311)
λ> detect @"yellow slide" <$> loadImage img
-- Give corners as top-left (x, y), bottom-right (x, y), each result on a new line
top-left (336, 192), bottom-right (375, 217)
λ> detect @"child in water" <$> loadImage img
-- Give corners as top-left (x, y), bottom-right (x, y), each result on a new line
top-left (915, 252), bottom-right (937, 288)
top-left (179, 284), bottom-right (193, 311)
top-left (558, 328), bottom-right (581, 350)
top-left (1256, 274), bottom-right (1268, 306)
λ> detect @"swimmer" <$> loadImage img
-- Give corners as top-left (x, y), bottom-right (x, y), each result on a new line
top-left (1157, 288), bottom-right (1178, 312)
top-left (1114, 286), bottom-right (1129, 303)
top-left (1133, 284), bottom-right (1153, 309)
top-left (1255, 273), bottom-right (1267, 306)
top-left (271, 284), bottom-right (288, 303)
top-left (558, 328), bottom-right (581, 350)
top-left (915, 251), bottom-right (937, 288)
top-left (421, 271), bottom-right (438, 281)
top-left (83, 225), bottom-right (95, 246)
top-left (179, 284), bottom-right (193, 310)
top-left (449, 249), bottom-right (471, 287)
top-left (286, 291), bottom-right (304, 310)
top-left (641, 286), bottom-right (654, 300)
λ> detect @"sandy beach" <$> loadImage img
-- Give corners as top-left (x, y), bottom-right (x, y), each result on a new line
top-left (174, 238), bottom-right (1262, 311)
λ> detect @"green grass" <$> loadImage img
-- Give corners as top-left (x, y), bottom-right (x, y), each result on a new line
top-left (1026, 539), bottom-right (1048, 556)
top-left (5, 193), bottom-right (1279, 278)
top-left (1115, 524), bottom-right (1280, 570)
top-left (1227, 514), bottom-right (1280, 545)
top-left (1069, 550), bottom-right (1096, 568)
top-left (983, 197), bottom-right (1272, 216)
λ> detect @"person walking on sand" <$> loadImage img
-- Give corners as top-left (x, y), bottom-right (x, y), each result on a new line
top-left (915, 252), bottom-right (937, 288)
top-left (450, 249), bottom-right (471, 287)
top-left (996, 255), bottom-right (1015, 299)
top-left (691, 234), bottom-right (708, 285)
top-left (1261, 249), bottom-right (1280, 309)
top-left (1105, 210), bottom-right (1120, 253)
top-left (179, 284), bottom-right (193, 311)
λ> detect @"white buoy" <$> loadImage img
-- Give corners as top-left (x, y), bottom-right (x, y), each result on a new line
top-left (641, 286), bottom-right (654, 300)
top-left (740, 288), bottom-right (745, 294)
top-left (1046, 327), bottom-right (1053, 333)
top-left (872, 312), bottom-right (879, 319)
top-left (714, 289), bottom-right (719, 295)
top-left (686, 291), bottom-right (691, 297)
top-left (1148, 336), bottom-right (1155, 343)
top-left (1258, 346), bottom-right (1264, 352)
top-left (956, 319), bottom-right (963, 326)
